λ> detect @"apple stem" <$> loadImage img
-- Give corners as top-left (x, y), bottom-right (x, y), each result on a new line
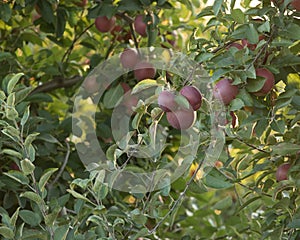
top-left (116, 12), bottom-right (141, 56)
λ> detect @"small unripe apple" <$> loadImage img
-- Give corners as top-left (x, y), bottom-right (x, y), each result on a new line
top-left (291, 0), bottom-right (300, 11)
top-left (120, 48), bottom-right (139, 69)
top-left (213, 78), bottom-right (239, 105)
top-left (253, 68), bottom-right (275, 96)
top-left (133, 61), bottom-right (156, 81)
top-left (166, 107), bottom-right (196, 130)
top-left (226, 42), bottom-right (243, 50)
top-left (179, 86), bottom-right (202, 111)
top-left (95, 16), bottom-right (116, 33)
top-left (134, 15), bottom-right (147, 37)
top-left (158, 90), bottom-right (178, 112)
top-left (276, 163), bottom-right (291, 181)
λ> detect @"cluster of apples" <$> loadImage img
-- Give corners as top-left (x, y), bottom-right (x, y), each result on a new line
top-left (157, 86), bottom-right (202, 130)
top-left (94, 14), bottom-right (149, 42)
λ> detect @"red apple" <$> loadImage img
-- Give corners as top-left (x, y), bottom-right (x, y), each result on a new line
top-left (83, 77), bottom-right (99, 94)
top-left (133, 61), bottom-right (156, 81)
top-left (253, 68), bottom-right (275, 96)
top-left (213, 78), bottom-right (239, 105)
top-left (230, 111), bottom-right (237, 128)
top-left (75, 0), bottom-right (87, 7)
top-left (120, 48), bottom-right (139, 69)
top-left (276, 163), bottom-right (291, 181)
top-left (241, 35), bottom-right (265, 50)
top-left (122, 91), bottom-right (139, 115)
top-left (179, 86), bottom-right (202, 111)
top-left (158, 90), bottom-right (178, 112)
top-left (166, 108), bottom-right (196, 130)
top-left (134, 15), bottom-right (147, 37)
top-left (95, 16), bottom-right (116, 33)
top-left (10, 162), bottom-right (20, 171)
top-left (226, 42), bottom-right (243, 50)
top-left (120, 82), bottom-right (131, 93)
top-left (291, 0), bottom-right (300, 11)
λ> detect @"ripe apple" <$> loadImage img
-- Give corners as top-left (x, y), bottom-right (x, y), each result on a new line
top-left (122, 91), bottom-right (139, 115)
top-left (158, 90), bottom-right (178, 112)
top-left (241, 35), bottom-right (265, 50)
top-left (134, 15), bottom-right (147, 37)
top-left (291, 0), bottom-right (300, 11)
top-left (83, 76), bottom-right (99, 94)
top-left (276, 163), bottom-right (291, 181)
top-left (10, 162), bottom-right (20, 171)
top-left (179, 86), bottom-right (202, 111)
top-left (75, 0), bottom-right (87, 7)
top-left (214, 160), bottom-right (223, 168)
top-left (120, 82), bottom-right (131, 93)
top-left (230, 111), bottom-right (237, 128)
top-left (226, 42), bottom-right (243, 50)
top-left (133, 61), bottom-right (156, 81)
top-left (253, 68), bottom-right (275, 96)
top-left (213, 78), bottom-right (239, 105)
top-left (95, 16), bottom-right (116, 33)
top-left (166, 107), bottom-right (196, 130)
top-left (120, 48), bottom-right (139, 69)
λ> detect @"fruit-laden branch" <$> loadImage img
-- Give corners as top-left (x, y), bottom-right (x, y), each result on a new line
top-left (29, 75), bottom-right (83, 95)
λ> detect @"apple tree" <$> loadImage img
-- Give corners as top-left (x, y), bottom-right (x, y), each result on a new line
top-left (0, 0), bottom-right (299, 239)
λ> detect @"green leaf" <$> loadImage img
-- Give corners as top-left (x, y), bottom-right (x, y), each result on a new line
top-left (56, 7), bottom-right (67, 38)
top-left (19, 210), bottom-right (42, 227)
top-left (15, 87), bottom-right (32, 104)
top-left (287, 219), bottom-right (300, 228)
top-left (54, 225), bottom-right (69, 240)
top-left (7, 73), bottom-right (24, 95)
top-left (231, 9), bottom-right (245, 24)
top-left (246, 24), bottom-right (259, 44)
top-left (213, 196), bottom-right (233, 210)
top-left (20, 191), bottom-right (43, 205)
top-left (271, 143), bottom-right (300, 156)
top-left (3, 171), bottom-right (29, 185)
top-left (283, 23), bottom-right (300, 40)
top-left (203, 167), bottom-right (233, 189)
top-left (1, 126), bottom-right (20, 142)
top-left (39, 168), bottom-right (58, 191)
top-left (229, 98), bottom-right (245, 111)
top-left (20, 158), bottom-right (35, 175)
top-left (0, 3), bottom-right (12, 22)
top-left (20, 106), bottom-right (30, 126)
top-left (67, 189), bottom-right (93, 204)
top-left (24, 133), bottom-right (40, 149)
top-left (10, 207), bottom-right (20, 228)
top-left (45, 208), bottom-right (60, 227)
top-left (213, 0), bottom-right (223, 15)
top-left (103, 84), bottom-right (123, 109)
top-left (175, 95), bottom-right (190, 109)
top-left (0, 226), bottom-right (14, 239)
top-left (246, 76), bottom-right (266, 92)
top-left (131, 79), bottom-right (158, 94)
top-left (1, 149), bottom-right (23, 159)
top-left (270, 119), bottom-right (285, 134)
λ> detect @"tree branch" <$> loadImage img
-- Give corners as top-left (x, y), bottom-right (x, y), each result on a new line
top-left (29, 75), bottom-right (83, 95)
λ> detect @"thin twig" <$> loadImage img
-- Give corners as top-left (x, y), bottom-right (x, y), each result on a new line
top-left (148, 157), bottom-right (205, 234)
top-left (61, 23), bottom-right (94, 64)
top-left (49, 139), bottom-right (70, 187)
top-left (235, 136), bottom-right (270, 154)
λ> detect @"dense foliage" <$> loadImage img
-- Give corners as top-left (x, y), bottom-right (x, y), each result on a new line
top-left (0, 0), bottom-right (300, 239)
